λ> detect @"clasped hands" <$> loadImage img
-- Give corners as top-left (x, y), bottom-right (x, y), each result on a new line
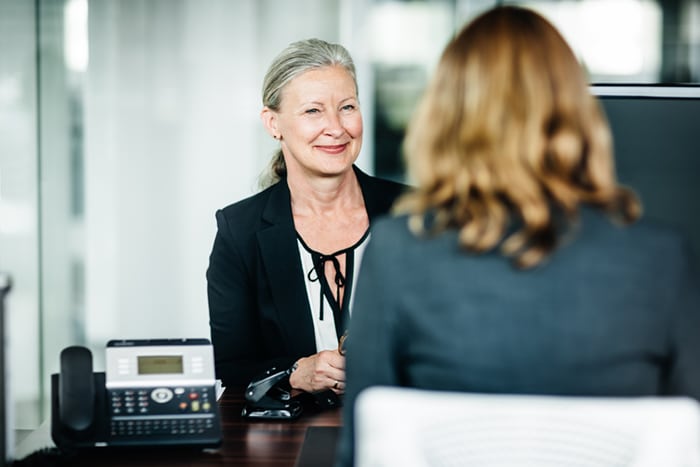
top-left (289, 333), bottom-right (348, 394)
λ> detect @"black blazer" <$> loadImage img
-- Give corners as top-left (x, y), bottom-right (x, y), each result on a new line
top-left (207, 166), bottom-right (407, 386)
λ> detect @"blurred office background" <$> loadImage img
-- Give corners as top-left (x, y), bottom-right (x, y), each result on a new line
top-left (1, 0), bottom-right (699, 433)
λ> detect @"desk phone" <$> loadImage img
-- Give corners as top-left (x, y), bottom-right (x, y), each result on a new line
top-left (51, 338), bottom-right (222, 451)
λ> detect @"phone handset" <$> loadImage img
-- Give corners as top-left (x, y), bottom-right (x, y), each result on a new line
top-left (58, 346), bottom-right (96, 432)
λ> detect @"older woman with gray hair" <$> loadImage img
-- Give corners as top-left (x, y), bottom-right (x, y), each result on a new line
top-left (206, 38), bottom-right (406, 393)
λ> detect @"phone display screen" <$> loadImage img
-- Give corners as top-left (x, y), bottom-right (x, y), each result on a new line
top-left (137, 355), bottom-right (184, 375)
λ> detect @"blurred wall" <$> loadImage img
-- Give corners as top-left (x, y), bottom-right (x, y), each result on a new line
top-left (0, 0), bottom-right (42, 429)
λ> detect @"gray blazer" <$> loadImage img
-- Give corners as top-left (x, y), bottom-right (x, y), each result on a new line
top-left (337, 207), bottom-right (700, 466)
top-left (206, 166), bottom-right (407, 386)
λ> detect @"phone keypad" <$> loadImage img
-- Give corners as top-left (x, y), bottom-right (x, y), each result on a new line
top-left (107, 385), bottom-right (219, 441)
top-left (109, 386), bottom-right (214, 416)
top-left (110, 389), bottom-right (150, 415)
top-left (110, 416), bottom-right (217, 439)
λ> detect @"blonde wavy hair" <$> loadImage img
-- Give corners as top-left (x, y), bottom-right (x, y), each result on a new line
top-left (395, 6), bottom-right (641, 268)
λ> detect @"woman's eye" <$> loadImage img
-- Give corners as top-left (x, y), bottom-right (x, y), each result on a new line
top-left (305, 108), bottom-right (320, 114)
top-left (341, 104), bottom-right (356, 112)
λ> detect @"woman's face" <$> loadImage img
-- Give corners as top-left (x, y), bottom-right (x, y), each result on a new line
top-left (265, 65), bottom-right (363, 179)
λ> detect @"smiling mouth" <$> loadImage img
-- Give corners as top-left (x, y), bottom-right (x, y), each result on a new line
top-left (316, 144), bottom-right (348, 154)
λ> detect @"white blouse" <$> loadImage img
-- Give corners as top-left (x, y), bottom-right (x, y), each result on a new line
top-left (297, 230), bottom-right (371, 351)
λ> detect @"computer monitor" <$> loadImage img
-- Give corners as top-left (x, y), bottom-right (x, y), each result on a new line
top-left (593, 85), bottom-right (700, 263)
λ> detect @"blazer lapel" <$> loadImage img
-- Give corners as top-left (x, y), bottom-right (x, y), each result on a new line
top-left (257, 181), bottom-right (317, 357)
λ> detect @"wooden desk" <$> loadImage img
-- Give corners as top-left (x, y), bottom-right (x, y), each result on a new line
top-left (23, 389), bottom-right (342, 467)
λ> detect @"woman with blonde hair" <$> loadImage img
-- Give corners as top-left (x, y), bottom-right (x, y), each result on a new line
top-left (337, 6), bottom-right (699, 466)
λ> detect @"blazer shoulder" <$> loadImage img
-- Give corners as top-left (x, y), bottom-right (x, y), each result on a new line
top-left (583, 208), bottom-right (691, 258)
top-left (630, 217), bottom-right (696, 268)
top-left (355, 167), bottom-right (411, 218)
top-left (213, 184), bottom-right (282, 243)
top-left (357, 168), bottom-right (409, 195)
top-left (367, 214), bottom-right (418, 252)
top-left (217, 185), bottom-right (273, 218)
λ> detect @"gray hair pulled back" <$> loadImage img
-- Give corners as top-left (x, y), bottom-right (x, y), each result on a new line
top-left (259, 38), bottom-right (358, 188)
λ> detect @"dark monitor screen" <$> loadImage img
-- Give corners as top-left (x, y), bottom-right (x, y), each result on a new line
top-left (595, 86), bottom-right (700, 263)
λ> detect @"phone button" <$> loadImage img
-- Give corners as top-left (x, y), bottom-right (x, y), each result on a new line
top-left (151, 387), bottom-right (174, 403)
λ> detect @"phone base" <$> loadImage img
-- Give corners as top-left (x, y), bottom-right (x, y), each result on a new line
top-left (51, 373), bottom-right (223, 451)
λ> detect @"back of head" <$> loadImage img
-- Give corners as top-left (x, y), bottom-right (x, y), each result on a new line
top-left (398, 6), bottom-right (640, 268)
top-left (259, 38), bottom-right (357, 187)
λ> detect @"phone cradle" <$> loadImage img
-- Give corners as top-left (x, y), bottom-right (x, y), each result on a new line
top-left (242, 367), bottom-right (302, 420)
top-left (241, 395), bottom-right (303, 419)
top-left (241, 366), bottom-right (342, 420)
top-left (51, 372), bottom-right (109, 451)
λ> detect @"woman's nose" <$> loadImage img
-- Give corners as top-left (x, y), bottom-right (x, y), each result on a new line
top-left (324, 111), bottom-right (345, 137)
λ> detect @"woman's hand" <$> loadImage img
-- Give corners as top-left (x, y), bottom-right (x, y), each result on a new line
top-left (289, 349), bottom-right (346, 394)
